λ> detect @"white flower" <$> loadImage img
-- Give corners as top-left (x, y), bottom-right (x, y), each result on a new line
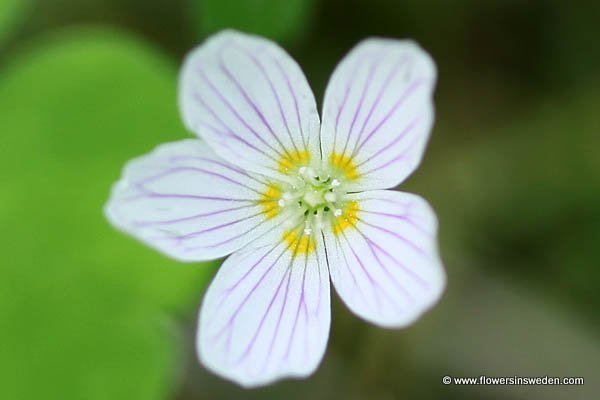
top-left (105, 30), bottom-right (446, 387)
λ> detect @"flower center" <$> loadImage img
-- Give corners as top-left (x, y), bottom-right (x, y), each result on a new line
top-left (278, 166), bottom-right (347, 235)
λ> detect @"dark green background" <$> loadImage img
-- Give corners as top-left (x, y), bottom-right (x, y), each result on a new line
top-left (0, 0), bottom-right (598, 399)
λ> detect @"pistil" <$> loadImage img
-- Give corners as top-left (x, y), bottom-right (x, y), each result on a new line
top-left (277, 164), bottom-right (348, 236)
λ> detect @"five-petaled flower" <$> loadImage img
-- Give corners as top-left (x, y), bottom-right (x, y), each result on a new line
top-left (105, 30), bottom-right (446, 387)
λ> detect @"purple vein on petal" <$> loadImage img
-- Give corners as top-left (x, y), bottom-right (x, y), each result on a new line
top-left (282, 254), bottom-right (309, 362)
top-left (191, 94), bottom-right (261, 154)
top-left (168, 155), bottom-right (262, 184)
top-left (339, 52), bottom-right (381, 157)
top-left (191, 91), bottom-right (278, 164)
top-left (170, 209), bottom-right (271, 243)
top-left (217, 51), bottom-right (292, 158)
top-left (354, 114), bottom-right (423, 168)
top-left (360, 229), bottom-right (430, 289)
top-left (327, 232), bottom-right (369, 308)
top-left (181, 211), bottom-right (298, 266)
top-left (193, 118), bottom-right (272, 165)
top-left (302, 294), bottom-right (310, 364)
top-left (210, 243), bottom-right (291, 358)
top-left (210, 217), bottom-right (305, 320)
top-left (350, 196), bottom-right (412, 207)
top-left (162, 211), bottom-right (264, 244)
top-left (348, 56), bottom-right (409, 158)
top-left (359, 209), bottom-right (432, 237)
top-left (196, 68), bottom-right (285, 159)
top-left (315, 236), bottom-right (328, 317)
top-left (354, 78), bottom-right (428, 155)
top-left (235, 45), bottom-right (303, 154)
top-left (339, 230), bottom-right (401, 313)
top-left (132, 204), bottom-right (257, 227)
top-left (335, 230), bottom-right (377, 308)
top-left (213, 246), bottom-right (287, 345)
top-left (333, 57), bottom-right (362, 152)
top-left (361, 132), bottom-right (422, 176)
top-left (139, 166), bottom-right (261, 195)
top-left (355, 226), bottom-right (414, 305)
top-left (259, 266), bottom-right (293, 373)
top-left (232, 260), bottom-right (294, 367)
top-left (174, 150), bottom-right (280, 183)
top-left (357, 217), bottom-right (430, 260)
top-left (182, 209), bottom-right (284, 253)
top-left (271, 55), bottom-right (309, 150)
top-left (208, 240), bottom-right (286, 328)
top-left (126, 187), bottom-right (254, 203)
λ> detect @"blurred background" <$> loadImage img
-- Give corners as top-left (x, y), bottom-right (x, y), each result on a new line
top-left (0, 0), bottom-right (598, 399)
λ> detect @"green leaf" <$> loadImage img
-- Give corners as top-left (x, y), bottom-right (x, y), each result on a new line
top-left (0, 0), bottom-right (29, 45)
top-left (192, 0), bottom-right (315, 43)
top-left (0, 27), bottom-right (217, 400)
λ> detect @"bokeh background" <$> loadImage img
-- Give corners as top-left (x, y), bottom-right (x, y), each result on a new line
top-left (1, 0), bottom-right (598, 399)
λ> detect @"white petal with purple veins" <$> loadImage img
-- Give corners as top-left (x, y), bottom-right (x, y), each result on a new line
top-left (105, 31), bottom-right (446, 387)
top-left (105, 139), bottom-right (284, 261)
top-left (320, 39), bottom-right (436, 191)
top-left (324, 190), bottom-right (445, 327)
top-left (179, 30), bottom-right (320, 180)
top-left (198, 235), bottom-right (330, 387)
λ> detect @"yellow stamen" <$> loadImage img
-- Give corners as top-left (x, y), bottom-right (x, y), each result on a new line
top-left (332, 201), bottom-right (359, 235)
top-left (259, 183), bottom-right (281, 219)
top-left (278, 150), bottom-right (310, 173)
top-left (329, 152), bottom-right (359, 180)
top-left (283, 230), bottom-right (315, 257)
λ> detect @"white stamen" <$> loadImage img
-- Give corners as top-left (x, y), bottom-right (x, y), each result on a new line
top-left (303, 190), bottom-right (322, 208)
top-left (313, 213), bottom-right (323, 231)
top-left (275, 164), bottom-right (348, 235)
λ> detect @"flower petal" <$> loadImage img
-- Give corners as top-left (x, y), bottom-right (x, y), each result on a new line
top-left (197, 233), bottom-right (330, 387)
top-left (320, 39), bottom-right (436, 190)
top-left (179, 30), bottom-right (320, 179)
top-left (105, 139), bottom-right (286, 261)
top-left (323, 190), bottom-right (445, 327)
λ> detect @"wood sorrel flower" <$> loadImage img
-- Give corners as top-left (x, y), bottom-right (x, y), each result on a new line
top-left (105, 30), bottom-right (445, 387)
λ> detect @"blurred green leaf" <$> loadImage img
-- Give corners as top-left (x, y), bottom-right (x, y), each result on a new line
top-left (192, 0), bottom-right (315, 43)
top-left (0, 0), bottom-right (29, 44)
top-left (0, 27), bottom-right (216, 399)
